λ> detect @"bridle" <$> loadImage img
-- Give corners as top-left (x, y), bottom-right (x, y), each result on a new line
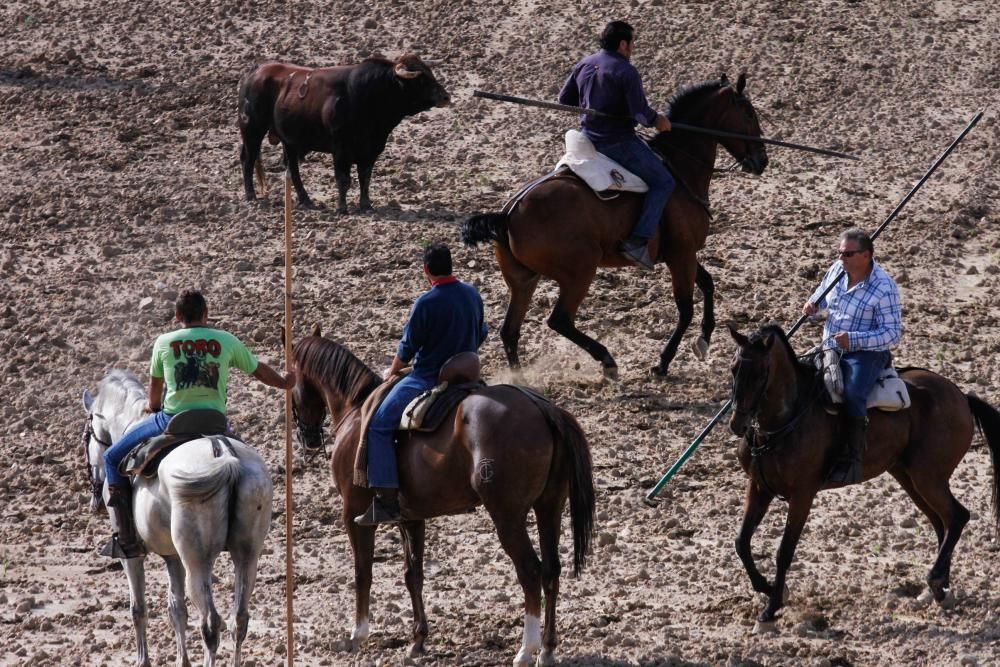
top-left (731, 354), bottom-right (770, 428)
top-left (81, 413), bottom-right (111, 500)
top-left (291, 402), bottom-right (327, 460)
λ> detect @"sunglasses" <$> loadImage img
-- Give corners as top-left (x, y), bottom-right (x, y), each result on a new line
top-left (839, 249), bottom-right (866, 258)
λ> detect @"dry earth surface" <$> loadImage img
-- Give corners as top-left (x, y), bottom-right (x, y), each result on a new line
top-left (2, 0), bottom-right (1000, 665)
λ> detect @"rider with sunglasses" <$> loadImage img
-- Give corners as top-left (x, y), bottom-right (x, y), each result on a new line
top-left (802, 228), bottom-right (902, 484)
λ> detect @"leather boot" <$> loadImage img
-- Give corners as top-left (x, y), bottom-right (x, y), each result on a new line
top-left (354, 488), bottom-right (402, 526)
top-left (621, 237), bottom-right (654, 271)
top-left (101, 484), bottom-right (146, 559)
top-left (828, 416), bottom-right (867, 485)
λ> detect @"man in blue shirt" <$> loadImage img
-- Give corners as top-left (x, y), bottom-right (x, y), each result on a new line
top-left (558, 20), bottom-right (673, 270)
top-left (356, 243), bottom-right (489, 525)
top-left (803, 229), bottom-right (902, 484)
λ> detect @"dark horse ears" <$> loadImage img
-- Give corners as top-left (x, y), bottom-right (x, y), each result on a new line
top-left (720, 72), bottom-right (729, 87)
top-left (736, 72), bottom-right (747, 95)
top-left (311, 323), bottom-right (322, 337)
top-left (727, 323), bottom-right (749, 347)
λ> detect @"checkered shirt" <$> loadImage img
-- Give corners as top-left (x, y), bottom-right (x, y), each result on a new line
top-left (809, 259), bottom-right (902, 351)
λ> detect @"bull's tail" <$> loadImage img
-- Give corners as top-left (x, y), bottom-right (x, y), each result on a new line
top-left (171, 455), bottom-right (242, 505)
top-left (461, 212), bottom-right (509, 247)
top-left (968, 393), bottom-right (1000, 536)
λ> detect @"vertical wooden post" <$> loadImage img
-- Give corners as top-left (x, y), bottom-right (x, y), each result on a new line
top-left (283, 173), bottom-right (295, 666)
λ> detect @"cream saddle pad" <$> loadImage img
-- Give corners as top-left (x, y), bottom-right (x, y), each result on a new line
top-left (555, 130), bottom-right (649, 193)
top-left (818, 349), bottom-right (911, 411)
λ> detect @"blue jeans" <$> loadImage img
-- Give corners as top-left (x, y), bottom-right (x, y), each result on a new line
top-left (366, 375), bottom-right (432, 488)
top-left (841, 351), bottom-right (891, 417)
top-left (593, 135), bottom-right (675, 240)
top-left (104, 411), bottom-right (173, 486)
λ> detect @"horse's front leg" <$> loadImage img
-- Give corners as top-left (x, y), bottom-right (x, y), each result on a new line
top-left (757, 492), bottom-right (815, 629)
top-left (399, 520), bottom-right (429, 657)
top-left (163, 556), bottom-right (190, 667)
top-left (122, 557), bottom-right (151, 667)
top-left (653, 259), bottom-right (696, 377)
top-left (735, 480), bottom-right (775, 597)
top-left (691, 262), bottom-right (715, 360)
top-left (346, 519), bottom-right (376, 650)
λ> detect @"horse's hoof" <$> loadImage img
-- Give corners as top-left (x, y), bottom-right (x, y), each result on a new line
top-left (297, 201), bottom-right (321, 211)
top-left (337, 206), bottom-right (349, 214)
top-left (649, 364), bottom-right (668, 379)
top-left (536, 648), bottom-right (556, 666)
top-left (752, 619), bottom-right (778, 635)
top-left (408, 643), bottom-right (426, 658)
top-left (937, 588), bottom-right (957, 609)
top-left (691, 336), bottom-right (710, 361)
top-left (602, 365), bottom-right (619, 381)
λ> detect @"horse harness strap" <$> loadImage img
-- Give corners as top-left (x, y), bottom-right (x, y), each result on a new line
top-left (654, 149), bottom-right (712, 218)
top-left (82, 414), bottom-right (111, 499)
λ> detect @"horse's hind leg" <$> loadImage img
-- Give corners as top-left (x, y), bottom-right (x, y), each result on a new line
top-left (654, 256), bottom-right (697, 377)
top-left (691, 262), bottom-right (715, 361)
top-left (533, 497), bottom-right (565, 666)
top-left (889, 467), bottom-right (945, 548)
top-left (491, 517), bottom-right (543, 666)
top-left (547, 270), bottom-right (617, 378)
top-left (909, 473), bottom-right (970, 600)
top-left (163, 556), bottom-right (191, 667)
top-left (230, 546), bottom-right (264, 666)
top-left (123, 557), bottom-right (152, 667)
top-left (184, 557), bottom-right (223, 666)
top-left (496, 244), bottom-right (540, 369)
top-left (399, 520), bottom-right (429, 657)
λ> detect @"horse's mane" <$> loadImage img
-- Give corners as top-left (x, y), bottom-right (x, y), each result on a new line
top-left (666, 79), bottom-right (727, 122)
top-left (750, 325), bottom-right (816, 373)
top-left (293, 336), bottom-right (380, 405)
top-left (97, 369), bottom-right (146, 410)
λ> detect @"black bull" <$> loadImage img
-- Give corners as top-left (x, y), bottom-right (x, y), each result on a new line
top-left (238, 55), bottom-right (450, 211)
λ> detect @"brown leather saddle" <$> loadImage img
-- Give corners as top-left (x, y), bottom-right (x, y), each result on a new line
top-left (120, 409), bottom-right (234, 479)
top-left (400, 352), bottom-right (484, 432)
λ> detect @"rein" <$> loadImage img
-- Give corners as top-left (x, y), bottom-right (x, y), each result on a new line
top-left (81, 414), bottom-right (111, 499)
top-left (292, 402), bottom-right (328, 460)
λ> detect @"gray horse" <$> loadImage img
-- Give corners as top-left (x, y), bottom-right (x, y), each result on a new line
top-left (82, 369), bottom-right (272, 666)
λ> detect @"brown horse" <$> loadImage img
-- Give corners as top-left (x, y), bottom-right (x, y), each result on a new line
top-left (727, 325), bottom-right (1000, 630)
top-left (461, 74), bottom-right (768, 379)
top-left (291, 330), bottom-right (595, 665)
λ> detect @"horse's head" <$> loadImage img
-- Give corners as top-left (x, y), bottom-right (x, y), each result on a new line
top-left (727, 324), bottom-right (782, 437)
top-left (291, 370), bottom-right (328, 454)
top-left (81, 388), bottom-right (110, 513)
top-left (715, 73), bottom-right (768, 174)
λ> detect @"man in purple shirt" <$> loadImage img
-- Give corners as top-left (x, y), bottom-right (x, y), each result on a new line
top-left (558, 20), bottom-right (674, 270)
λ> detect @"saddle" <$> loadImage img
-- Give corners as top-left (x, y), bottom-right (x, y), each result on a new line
top-left (121, 409), bottom-right (234, 479)
top-left (353, 353), bottom-right (484, 488)
top-left (814, 350), bottom-right (911, 413)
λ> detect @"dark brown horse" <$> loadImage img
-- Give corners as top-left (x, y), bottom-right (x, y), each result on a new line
top-left (291, 330), bottom-right (595, 665)
top-left (727, 325), bottom-right (1000, 630)
top-left (461, 74), bottom-right (768, 379)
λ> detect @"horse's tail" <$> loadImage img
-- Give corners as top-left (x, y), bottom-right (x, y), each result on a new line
top-left (170, 454), bottom-right (243, 505)
top-left (968, 393), bottom-right (1000, 535)
top-left (460, 212), bottom-right (508, 247)
top-left (548, 406), bottom-right (595, 576)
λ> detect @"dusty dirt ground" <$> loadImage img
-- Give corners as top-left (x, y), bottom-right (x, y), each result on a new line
top-left (2, 0), bottom-right (1000, 665)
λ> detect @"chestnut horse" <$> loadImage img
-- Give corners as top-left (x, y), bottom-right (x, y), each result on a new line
top-left (291, 331), bottom-right (595, 666)
top-left (461, 74), bottom-right (768, 379)
top-left (727, 325), bottom-right (1000, 630)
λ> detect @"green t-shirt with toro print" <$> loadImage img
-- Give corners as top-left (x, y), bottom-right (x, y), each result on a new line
top-left (149, 327), bottom-right (258, 415)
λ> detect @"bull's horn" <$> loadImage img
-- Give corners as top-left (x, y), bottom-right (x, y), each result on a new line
top-left (394, 62), bottom-right (421, 79)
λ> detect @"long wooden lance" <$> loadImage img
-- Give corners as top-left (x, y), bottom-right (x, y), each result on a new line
top-left (643, 109), bottom-right (983, 506)
top-left (473, 90), bottom-right (860, 161)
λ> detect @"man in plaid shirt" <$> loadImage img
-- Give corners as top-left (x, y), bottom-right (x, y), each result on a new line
top-left (803, 228), bottom-right (902, 484)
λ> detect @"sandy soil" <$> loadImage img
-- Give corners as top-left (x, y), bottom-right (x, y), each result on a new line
top-left (2, 0), bottom-right (1000, 665)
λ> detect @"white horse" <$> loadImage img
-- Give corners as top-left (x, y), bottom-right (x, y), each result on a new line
top-left (82, 369), bottom-right (272, 667)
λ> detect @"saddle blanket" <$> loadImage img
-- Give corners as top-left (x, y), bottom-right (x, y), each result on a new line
top-left (818, 349), bottom-right (911, 411)
top-left (555, 130), bottom-right (648, 194)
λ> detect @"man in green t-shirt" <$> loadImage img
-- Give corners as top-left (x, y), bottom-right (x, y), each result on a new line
top-left (101, 289), bottom-right (294, 558)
